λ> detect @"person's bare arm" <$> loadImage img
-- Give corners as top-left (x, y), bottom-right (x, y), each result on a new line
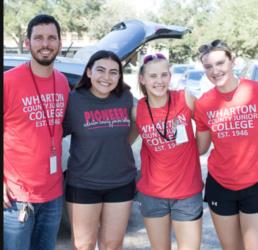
top-left (185, 90), bottom-right (196, 114)
top-left (128, 106), bottom-right (139, 145)
top-left (3, 182), bottom-right (12, 208)
top-left (196, 130), bottom-right (211, 155)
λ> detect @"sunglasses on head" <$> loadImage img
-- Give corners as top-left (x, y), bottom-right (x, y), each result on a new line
top-left (143, 53), bottom-right (167, 64)
top-left (198, 39), bottom-right (231, 57)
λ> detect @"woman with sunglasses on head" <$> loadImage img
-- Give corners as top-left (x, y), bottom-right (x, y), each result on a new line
top-left (194, 40), bottom-right (258, 250)
top-left (63, 50), bottom-right (137, 250)
top-left (131, 53), bottom-right (203, 250)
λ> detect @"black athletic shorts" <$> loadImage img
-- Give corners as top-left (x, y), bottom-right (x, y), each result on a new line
top-left (204, 173), bottom-right (258, 216)
top-left (65, 180), bottom-right (136, 204)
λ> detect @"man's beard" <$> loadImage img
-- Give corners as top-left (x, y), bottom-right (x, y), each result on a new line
top-left (31, 49), bottom-right (59, 66)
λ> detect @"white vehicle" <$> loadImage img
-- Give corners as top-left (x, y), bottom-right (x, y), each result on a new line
top-left (240, 59), bottom-right (258, 82)
top-left (4, 55), bottom-right (85, 88)
top-left (183, 69), bottom-right (205, 98)
top-left (169, 63), bottom-right (195, 90)
top-left (175, 68), bottom-right (214, 98)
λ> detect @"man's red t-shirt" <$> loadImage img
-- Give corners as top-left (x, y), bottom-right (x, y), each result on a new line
top-left (4, 63), bottom-right (70, 202)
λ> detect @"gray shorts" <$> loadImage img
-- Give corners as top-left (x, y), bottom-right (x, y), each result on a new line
top-left (136, 191), bottom-right (203, 221)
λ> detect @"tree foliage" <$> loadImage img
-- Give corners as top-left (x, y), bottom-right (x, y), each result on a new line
top-left (155, 0), bottom-right (258, 61)
top-left (200, 0), bottom-right (258, 59)
top-left (86, 0), bottom-right (145, 40)
top-left (4, 0), bottom-right (50, 53)
top-left (4, 0), bottom-right (104, 53)
top-left (51, 0), bottom-right (104, 35)
top-left (4, 0), bottom-right (258, 59)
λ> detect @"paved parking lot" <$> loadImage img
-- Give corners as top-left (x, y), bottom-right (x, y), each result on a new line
top-left (56, 203), bottom-right (220, 249)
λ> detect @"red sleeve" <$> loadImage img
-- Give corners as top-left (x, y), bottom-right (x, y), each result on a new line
top-left (194, 99), bottom-right (209, 131)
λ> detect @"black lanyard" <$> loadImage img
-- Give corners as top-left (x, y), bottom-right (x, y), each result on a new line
top-left (28, 62), bottom-right (56, 153)
top-left (145, 93), bottom-right (176, 141)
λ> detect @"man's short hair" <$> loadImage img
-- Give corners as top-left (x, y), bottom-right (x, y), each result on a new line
top-left (27, 14), bottom-right (61, 40)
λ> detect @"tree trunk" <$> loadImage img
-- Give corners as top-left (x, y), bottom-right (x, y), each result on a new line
top-left (18, 39), bottom-right (24, 54)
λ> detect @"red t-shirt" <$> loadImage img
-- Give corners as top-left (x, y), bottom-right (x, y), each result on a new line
top-left (4, 63), bottom-right (70, 202)
top-left (136, 90), bottom-right (203, 199)
top-left (195, 79), bottom-right (258, 190)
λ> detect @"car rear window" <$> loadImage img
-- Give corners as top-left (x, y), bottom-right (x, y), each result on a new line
top-left (189, 72), bottom-right (204, 81)
top-left (173, 66), bottom-right (187, 74)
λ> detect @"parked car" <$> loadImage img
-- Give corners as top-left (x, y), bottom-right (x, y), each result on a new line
top-left (182, 69), bottom-right (205, 97)
top-left (233, 67), bottom-right (242, 79)
top-left (169, 63), bottom-right (195, 90)
top-left (177, 68), bottom-right (215, 98)
top-left (199, 74), bottom-right (215, 97)
top-left (240, 59), bottom-right (258, 82)
top-left (73, 19), bottom-right (191, 63)
top-left (4, 55), bottom-right (85, 89)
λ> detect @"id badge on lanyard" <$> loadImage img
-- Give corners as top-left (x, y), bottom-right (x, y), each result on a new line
top-left (28, 63), bottom-right (57, 174)
top-left (176, 124), bottom-right (189, 144)
top-left (50, 137), bottom-right (57, 174)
